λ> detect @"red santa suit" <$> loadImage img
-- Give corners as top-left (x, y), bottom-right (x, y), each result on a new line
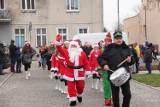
top-left (55, 38), bottom-right (91, 104)
top-left (50, 53), bottom-right (59, 77)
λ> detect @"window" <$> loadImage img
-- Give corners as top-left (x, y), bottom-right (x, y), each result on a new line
top-left (22, 0), bottom-right (35, 10)
top-left (0, 0), bottom-right (4, 9)
top-left (36, 28), bottom-right (47, 47)
top-left (15, 29), bottom-right (25, 47)
top-left (57, 28), bottom-right (68, 42)
top-left (78, 27), bottom-right (89, 34)
top-left (66, 0), bottom-right (79, 11)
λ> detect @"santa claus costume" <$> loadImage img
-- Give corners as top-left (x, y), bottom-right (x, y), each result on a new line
top-left (55, 34), bottom-right (91, 106)
top-left (50, 52), bottom-right (60, 90)
top-left (89, 43), bottom-right (102, 89)
top-left (56, 53), bottom-right (67, 94)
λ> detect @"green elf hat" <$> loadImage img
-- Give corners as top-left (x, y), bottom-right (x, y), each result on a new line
top-left (113, 31), bottom-right (123, 38)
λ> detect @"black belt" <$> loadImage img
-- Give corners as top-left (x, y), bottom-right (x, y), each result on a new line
top-left (67, 65), bottom-right (83, 69)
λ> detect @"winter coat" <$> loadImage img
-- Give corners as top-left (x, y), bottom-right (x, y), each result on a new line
top-left (22, 47), bottom-right (36, 65)
top-left (97, 42), bottom-right (135, 74)
top-left (9, 43), bottom-right (17, 58)
top-left (143, 47), bottom-right (153, 63)
top-left (0, 46), bottom-right (5, 64)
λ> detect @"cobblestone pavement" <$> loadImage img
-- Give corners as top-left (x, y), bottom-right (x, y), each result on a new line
top-left (0, 62), bottom-right (160, 107)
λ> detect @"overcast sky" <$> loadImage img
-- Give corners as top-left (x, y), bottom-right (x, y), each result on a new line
top-left (103, 0), bottom-right (141, 31)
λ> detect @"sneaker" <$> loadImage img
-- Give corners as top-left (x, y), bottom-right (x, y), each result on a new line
top-left (77, 97), bottom-right (82, 103)
top-left (70, 101), bottom-right (76, 106)
top-left (105, 100), bottom-right (111, 106)
top-left (28, 71), bottom-right (31, 77)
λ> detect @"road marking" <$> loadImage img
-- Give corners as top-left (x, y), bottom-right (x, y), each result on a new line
top-left (0, 73), bottom-right (13, 88)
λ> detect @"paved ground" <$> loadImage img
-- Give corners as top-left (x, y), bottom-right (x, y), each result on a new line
top-left (0, 62), bottom-right (160, 107)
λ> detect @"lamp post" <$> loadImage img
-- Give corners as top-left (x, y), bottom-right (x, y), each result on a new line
top-left (144, 6), bottom-right (147, 41)
top-left (29, 22), bottom-right (32, 43)
top-left (117, 0), bottom-right (120, 31)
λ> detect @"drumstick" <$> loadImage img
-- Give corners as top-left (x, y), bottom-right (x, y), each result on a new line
top-left (108, 69), bottom-right (114, 73)
top-left (117, 55), bottom-right (133, 67)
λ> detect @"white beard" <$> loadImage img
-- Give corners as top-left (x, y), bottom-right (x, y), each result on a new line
top-left (68, 48), bottom-right (82, 63)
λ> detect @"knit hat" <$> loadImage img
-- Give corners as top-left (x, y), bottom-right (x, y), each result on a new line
top-left (25, 40), bottom-right (30, 44)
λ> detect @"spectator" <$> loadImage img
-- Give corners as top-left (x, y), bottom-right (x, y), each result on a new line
top-left (129, 44), bottom-right (138, 74)
top-left (46, 42), bottom-right (56, 71)
top-left (143, 43), bottom-right (155, 74)
top-left (9, 40), bottom-right (17, 73)
top-left (0, 43), bottom-right (5, 75)
top-left (22, 40), bottom-right (36, 79)
top-left (133, 42), bottom-right (140, 73)
top-left (83, 42), bottom-right (93, 60)
top-left (40, 44), bottom-right (48, 70)
top-left (15, 46), bottom-right (22, 73)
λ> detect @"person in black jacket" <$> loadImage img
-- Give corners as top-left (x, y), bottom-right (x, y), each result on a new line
top-left (9, 40), bottom-right (17, 73)
top-left (143, 43), bottom-right (155, 74)
top-left (97, 31), bottom-right (135, 107)
top-left (0, 43), bottom-right (5, 75)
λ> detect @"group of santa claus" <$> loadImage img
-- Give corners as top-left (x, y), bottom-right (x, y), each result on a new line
top-left (50, 32), bottom-right (133, 107)
top-left (49, 32), bottom-right (114, 107)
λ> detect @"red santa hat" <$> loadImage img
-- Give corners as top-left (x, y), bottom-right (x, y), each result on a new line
top-left (69, 40), bottom-right (79, 47)
top-left (104, 37), bottom-right (112, 43)
top-left (25, 40), bottom-right (30, 44)
top-left (93, 43), bottom-right (99, 48)
top-left (64, 40), bottom-right (70, 44)
top-left (50, 42), bottom-right (54, 45)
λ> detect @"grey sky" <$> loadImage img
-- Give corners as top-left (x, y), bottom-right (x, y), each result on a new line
top-left (103, 0), bottom-right (141, 31)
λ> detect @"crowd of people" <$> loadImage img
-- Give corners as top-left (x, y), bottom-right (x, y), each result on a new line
top-left (0, 30), bottom-right (159, 107)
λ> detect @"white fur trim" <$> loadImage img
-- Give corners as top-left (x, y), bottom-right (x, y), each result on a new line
top-left (85, 71), bottom-right (91, 75)
top-left (92, 71), bottom-right (96, 74)
top-left (54, 67), bottom-right (58, 71)
top-left (57, 55), bottom-right (65, 60)
top-left (50, 67), bottom-right (55, 71)
top-left (63, 75), bottom-right (74, 81)
top-left (69, 97), bottom-right (77, 102)
top-left (77, 94), bottom-right (83, 97)
top-left (69, 41), bottom-right (79, 47)
top-left (55, 41), bottom-right (62, 46)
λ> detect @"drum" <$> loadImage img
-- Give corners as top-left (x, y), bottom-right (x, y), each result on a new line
top-left (109, 67), bottom-right (130, 86)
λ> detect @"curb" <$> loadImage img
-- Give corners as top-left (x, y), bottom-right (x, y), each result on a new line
top-left (0, 73), bottom-right (13, 88)
top-left (131, 80), bottom-right (160, 91)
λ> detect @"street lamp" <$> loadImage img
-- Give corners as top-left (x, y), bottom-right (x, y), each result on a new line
top-left (117, 0), bottom-right (120, 31)
top-left (144, 6), bottom-right (147, 41)
top-left (29, 22), bottom-right (32, 43)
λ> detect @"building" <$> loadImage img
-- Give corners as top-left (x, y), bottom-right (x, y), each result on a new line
top-left (124, 0), bottom-right (160, 50)
top-left (0, 0), bottom-right (103, 47)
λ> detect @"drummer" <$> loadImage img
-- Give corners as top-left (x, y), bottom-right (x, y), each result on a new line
top-left (97, 31), bottom-right (135, 107)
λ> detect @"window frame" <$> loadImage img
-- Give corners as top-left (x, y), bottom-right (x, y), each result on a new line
top-left (35, 27), bottom-right (48, 47)
top-left (21, 0), bottom-right (36, 13)
top-left (0, 0), bottom-right (5, 10)
top-left (66, 0), bottom-right (80, 12)
top-left (14, 28), bottom-right (26, 47)
top-left (78, 27), bottom-right (89, 34)
top-left (56, 27), bottom-right (68, 42)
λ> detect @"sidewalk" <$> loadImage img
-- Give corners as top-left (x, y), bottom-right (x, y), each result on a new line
top-left (0, 69), bottom-right (12, 87)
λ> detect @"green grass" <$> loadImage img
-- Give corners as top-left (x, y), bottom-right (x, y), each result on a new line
top-left (132, 74), bottom-right (160, 87)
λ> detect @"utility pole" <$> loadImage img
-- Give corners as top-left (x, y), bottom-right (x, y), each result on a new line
top-left (117, 0), bottom-right (120, 31)
top-left (144, 6), bottom-right (147, 40)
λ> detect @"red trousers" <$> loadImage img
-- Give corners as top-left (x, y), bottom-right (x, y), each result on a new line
top-left (67, 80), bottom-right (85, 102)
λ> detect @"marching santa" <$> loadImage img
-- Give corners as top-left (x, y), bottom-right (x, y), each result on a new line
top-left (55, 34), bottom-right (91, 106)
top-left (89, 43), bottom-right (102, 89)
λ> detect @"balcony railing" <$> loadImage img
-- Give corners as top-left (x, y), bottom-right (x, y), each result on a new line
top-left (0, 10), bottom-right (11, 22)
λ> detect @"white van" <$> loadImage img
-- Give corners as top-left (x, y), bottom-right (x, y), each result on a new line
top-left (72, 32), bottom-right (128, 46)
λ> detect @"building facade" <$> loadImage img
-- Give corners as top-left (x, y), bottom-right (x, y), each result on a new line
top-left (0, 0), bottom-right (103, 47)
top-left (124, 0), bottom-right (160, 49)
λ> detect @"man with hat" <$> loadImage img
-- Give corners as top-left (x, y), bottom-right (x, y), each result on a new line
top-left (97, 31), bottom-right (135, 107)
top-left (55, 34), bottom-right (91, 106)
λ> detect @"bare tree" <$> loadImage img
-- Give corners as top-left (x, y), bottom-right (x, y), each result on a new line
top-left (112, 21), bottom-right (123, 32)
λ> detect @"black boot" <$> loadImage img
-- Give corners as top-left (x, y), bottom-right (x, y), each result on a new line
top-left (70, 101), bottom-right (76, 106)
top-left (77, 97), bottom-right (82, 103)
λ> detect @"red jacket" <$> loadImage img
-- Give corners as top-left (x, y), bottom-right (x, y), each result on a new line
top-left (56, 44), bottom-right (91, 81)
top-left (89, 50), bottom-right (102, 73)
top-left (56, 54), bottom-right (66, 76)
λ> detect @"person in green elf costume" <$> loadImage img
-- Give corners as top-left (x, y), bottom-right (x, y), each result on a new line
top-left (97, 32), bottom-right (112, 106)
